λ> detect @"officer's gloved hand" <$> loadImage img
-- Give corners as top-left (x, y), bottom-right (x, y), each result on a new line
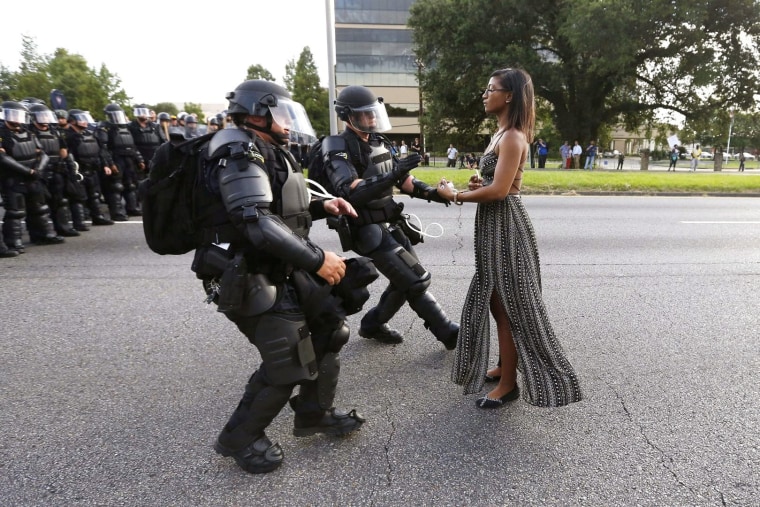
top-left (392, 153), bottom-right (421, 182)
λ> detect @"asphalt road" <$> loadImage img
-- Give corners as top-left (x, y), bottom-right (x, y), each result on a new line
top-left (1, 196), bottom-right (758, 506)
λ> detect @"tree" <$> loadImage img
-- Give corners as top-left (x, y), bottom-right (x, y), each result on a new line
top-left (284, 47), bottom-right (330, 138)
top-left (408, 0), bottom-right (760, 146)
top-left (1, 36), bottom-right (129, 120)
top-left (246, 64), bottom-right (275, 82)
top-left (182, 102), bottom-right (204, 120)
top-left (153, 102), bottom-right (179, 116)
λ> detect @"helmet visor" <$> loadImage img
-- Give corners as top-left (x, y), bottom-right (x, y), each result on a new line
top-left (269, 98), bottom-right (317, 145)
top-left (107, 110), bottom-right (128, 124)
top-left (346, 100), bottom-right (391, 133)
top-left (133, 107), bottom-right (150, 118)
top-left (71, 112), bottom-right (96, 125)
top-left (3, 108), bottom-right (29, 124)
top-left (32, 110), bottom-right (57, 124)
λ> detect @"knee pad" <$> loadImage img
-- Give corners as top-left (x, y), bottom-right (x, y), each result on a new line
top-left (327, 323), bottom-right (350, 353)
top-left (407, 275), bottom-right (432, 296)
top-left (112, 182), bottom-right (125, 193)
top-left (248, 313), bottom-right (318, 385)
top-left (374, 245), bottom-right (430, 293)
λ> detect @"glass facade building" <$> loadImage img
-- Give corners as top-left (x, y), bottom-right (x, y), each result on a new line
top-left (334, 0), bottom-right (420, 136)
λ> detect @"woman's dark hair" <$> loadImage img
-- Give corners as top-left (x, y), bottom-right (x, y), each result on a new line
top-left (490, 68), bottom-right (535, 143)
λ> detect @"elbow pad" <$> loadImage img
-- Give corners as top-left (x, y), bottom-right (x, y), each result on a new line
top-left (244, 211), bottom-right (324, 272)
top-left (0, 152), bottom-right (34, 177)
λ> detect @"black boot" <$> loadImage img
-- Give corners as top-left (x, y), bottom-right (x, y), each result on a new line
top-left (124, 190), bottom-right (142, 216)
top-left (214, 434), bottom-right (283, 474)
top-left (215, 371), bottom-right (292, 474)
top-left (53, 204), bottom-right (80, 237)
top-left (359, 289), bottom-right (406, 344)
top-left (27, 206), bottom-right (65, 245)
top-left (70, 202), bottom-right (90, 231)
top-left (289, 397), bottom-right (365, 438)
top-left (0, 240), bottom-right (19, 258)
top-left (106, 193), bottom-right (128, 221)
top-left (408, 291), bottom-right (459, 350)
top-left (3, 213), bottom-right (25, 253)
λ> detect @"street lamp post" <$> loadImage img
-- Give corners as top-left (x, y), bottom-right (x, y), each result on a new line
top-left (727, 109), bottom-right (735, 155)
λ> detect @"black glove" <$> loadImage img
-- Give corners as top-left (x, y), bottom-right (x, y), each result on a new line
top-left (392, 153), bottom-right (421, 181)
top-left (410, 178), bottom-right (450, 206)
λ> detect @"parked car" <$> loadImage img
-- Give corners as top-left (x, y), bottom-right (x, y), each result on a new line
top-left (602, 149), bottom-right (620, 158)
top-left (740, 152), bottom-right (756, 161)
top-left (699, 151), bottom-right (714, 160)
top-left (722, 152), bottom-right (733, 161)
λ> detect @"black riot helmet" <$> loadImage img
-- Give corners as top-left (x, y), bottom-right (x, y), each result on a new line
top-left (2, 101), bottom-right (30, 129)
top-left (55, 109), bottom-right (68, 120)
top-left (28, 103), bottom-right (57, 127)
top-left (184, 114), bottom-right (198, 138)
top-left (104, 103), bottom-right (128, 125)
top-left (157, 112), bottom-right (171, 122)
top-left (334, 85), bottom-right (391, 134)
top-left (225, 79), bottom-right (316, 145)
top-left (68, 109), bottom-right (96, 130)
top-left (133, 104), bottom-right (150, 120)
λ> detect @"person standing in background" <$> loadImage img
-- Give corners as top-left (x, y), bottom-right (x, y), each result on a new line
top-left (572, 140), bottom-right (582, 169)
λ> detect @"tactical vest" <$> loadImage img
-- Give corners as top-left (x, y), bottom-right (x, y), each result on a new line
top-left (253, 137), bottom-right (312, 238)
top-left (106, 125), bottom-right (138, 156)
top-left (130, 123), bottom-right (161, 149)
top-left (339, 130), bottom-right (399, 225)
top-left (31, 127), bottom-right (62, 164)
top-left (4, 128), bottom-right (39, 168)
top-left (70, 130), bottom-right (102, 168)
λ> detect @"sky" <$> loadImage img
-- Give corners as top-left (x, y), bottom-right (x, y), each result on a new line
top-left (0, 0), bottom-right (331, 108)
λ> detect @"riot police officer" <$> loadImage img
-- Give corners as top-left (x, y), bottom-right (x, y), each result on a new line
top-left (0, 100), bottom-right (64, 251)
top-left (183, 114), bottom-right (199, 138)
top-left (127, 105), bottom-right (162, 176)
top-left (65, 109), bottom-right (114, 227)
top-left (28, 102), bottom-right (80, 237)
top-left (95, 104), bottom-right (145, 218)
top-left (156, 112), bottom-right (172, 144)
top-left (192, 80), bottom-right (366, 474)
top-left (317, 85), bottom-right (459, 349)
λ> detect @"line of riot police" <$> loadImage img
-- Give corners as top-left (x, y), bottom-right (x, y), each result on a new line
top-left (0, 99), bottom-right (167, 258)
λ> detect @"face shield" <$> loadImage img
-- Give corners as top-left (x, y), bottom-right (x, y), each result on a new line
top-left (107, 110), bottom-right (128, 125)
top-left (133, 107), bottom-right (150, 119)
top-left (268, 98), bottom-right (317, 145)
top-left (71, 111), bottom-right (96, 128)
top-left (32, 110), bottom-right (57, 125)
top-left (184, 121), bottom-right (198, 138)
top-left (3, 108), bottom-right (29, 125)
top-left (347, 99), bottom-right (391, 133)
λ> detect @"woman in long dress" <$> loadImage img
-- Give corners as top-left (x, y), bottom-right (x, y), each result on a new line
top-left (436, 68), bottom-right (582, 409)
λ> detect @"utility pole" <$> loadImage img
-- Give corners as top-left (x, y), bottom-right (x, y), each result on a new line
top-left (415, 58), bottom-right (425, 154)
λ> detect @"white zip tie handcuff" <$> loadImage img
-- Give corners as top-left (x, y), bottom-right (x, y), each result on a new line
top-left (306, 178), bottom-right (445, 240)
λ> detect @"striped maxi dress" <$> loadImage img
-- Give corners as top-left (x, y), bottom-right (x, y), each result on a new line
top-left (451, 152), bottom-right (582, 407)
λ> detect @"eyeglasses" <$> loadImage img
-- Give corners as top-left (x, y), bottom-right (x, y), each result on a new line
top-left (483, 87), bottom-right (508, 95)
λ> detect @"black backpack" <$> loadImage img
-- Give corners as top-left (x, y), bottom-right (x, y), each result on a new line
top-left (138, 132), bottom-right (215, 255)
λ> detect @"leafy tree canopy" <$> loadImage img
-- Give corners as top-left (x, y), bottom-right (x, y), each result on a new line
top-left (0, 35), bottom-right (129, 121)
top-left (409, 0), bottom-right (760, 147)
top-left (246, 64), bottom-right (276, 82)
